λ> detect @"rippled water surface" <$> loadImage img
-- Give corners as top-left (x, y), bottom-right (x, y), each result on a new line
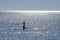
top-left (0, 12), bottom-right (60, 40)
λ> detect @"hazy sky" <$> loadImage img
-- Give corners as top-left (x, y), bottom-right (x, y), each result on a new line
top-left (0, 0), bottom-right (60, 10)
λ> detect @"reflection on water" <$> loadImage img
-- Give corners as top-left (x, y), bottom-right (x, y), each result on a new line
top-left (0, 13), bottom-right (60, 40)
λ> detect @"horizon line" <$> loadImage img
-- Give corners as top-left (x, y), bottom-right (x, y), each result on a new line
top-left (0, 10), bottom-right (60, 13)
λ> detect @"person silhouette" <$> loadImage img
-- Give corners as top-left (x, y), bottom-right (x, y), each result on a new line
top-left (23, 20), bottom-right (27, 31)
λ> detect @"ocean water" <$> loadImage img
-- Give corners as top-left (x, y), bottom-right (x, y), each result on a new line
top-left (0, 12), bottom-right (60, 40)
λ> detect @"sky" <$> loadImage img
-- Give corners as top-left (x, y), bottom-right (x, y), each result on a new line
top-left (0, 0), bottom-right (60, 10)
